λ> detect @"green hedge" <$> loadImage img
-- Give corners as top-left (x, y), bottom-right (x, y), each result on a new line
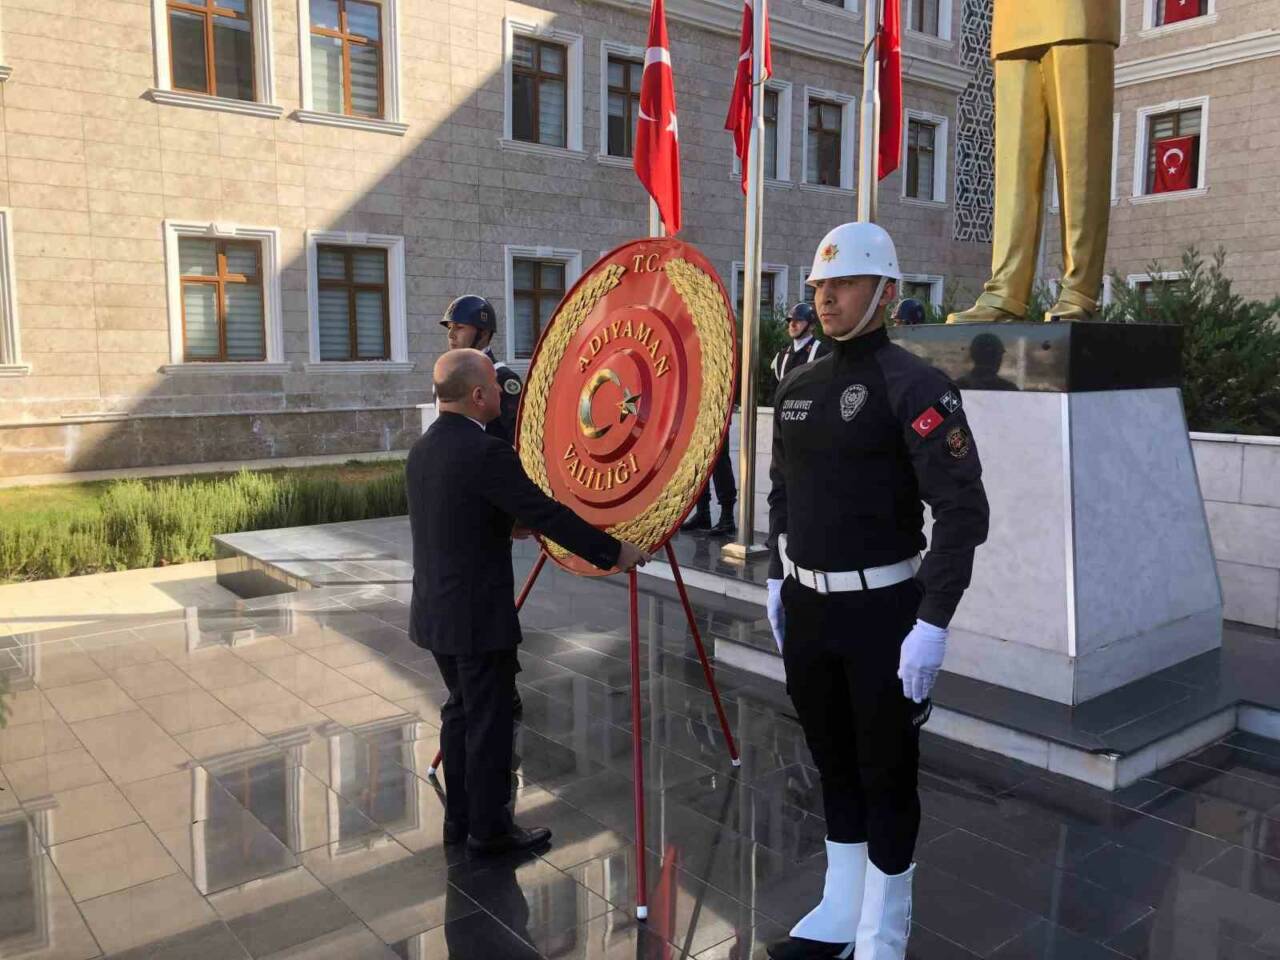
top-left (0, 467), bottom-right (407, 583)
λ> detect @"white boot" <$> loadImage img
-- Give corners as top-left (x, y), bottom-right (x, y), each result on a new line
top-left (789, 840), bottom-right (867, 945)
top-left (855, 861), bottom-right (914, 960)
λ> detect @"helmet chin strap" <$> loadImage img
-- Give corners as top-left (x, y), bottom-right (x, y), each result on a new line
top-left (833, 277), bottom-right (888, 342)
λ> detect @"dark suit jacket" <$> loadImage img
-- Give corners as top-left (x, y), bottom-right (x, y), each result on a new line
top-left (407, 412), bottom-right (621, 655)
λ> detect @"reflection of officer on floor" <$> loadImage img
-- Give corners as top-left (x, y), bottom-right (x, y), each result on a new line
top-left (681, 442), bottom-right (737, 538)
top-left (771, 303), bottom-right (831, 383)
top-left (956, 333), bottom-right (1019, 391)
top-left (765, 223), bottom-right (990, 960)
top-left (440, 295), bottom-right (523, 443)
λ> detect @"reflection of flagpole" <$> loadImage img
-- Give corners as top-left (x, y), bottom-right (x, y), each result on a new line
top-left (724, 0), bottom-right (769, 562)
top-left (857, 0), bottom-right (882, 222)
top-left (650, 200), bottom-right (665, 238)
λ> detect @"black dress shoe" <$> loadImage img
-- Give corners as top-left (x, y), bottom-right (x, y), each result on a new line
top-left (466, 824), bottom-right (552, 856)
top-left (443, 820), bottom-right (468, 845)
top-left (709, 511), bottom-right (737, 537)
top-left (681, 511), bottom-right (712, 532)
top-left (766, 937), bottom-right (854, 959)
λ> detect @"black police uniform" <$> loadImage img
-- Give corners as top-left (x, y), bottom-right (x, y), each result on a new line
top-left (768, 325), bottom-right (988, 874)
top-left (770, 335), bottom-right (831, 383)
top-left (407, 413), bottom-right (619, 840)
top-left (483, 347), bottom-right (524, 444)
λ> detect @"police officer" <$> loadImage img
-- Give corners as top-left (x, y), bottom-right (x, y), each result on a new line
top-left (770, 302), bottom-right (830, 383)
top-left (765, 223), bottom-right (989, 960)
top-left (440, 296), bottom-right (523, 444)
top-left (891, 297), bottom-right (926, 326)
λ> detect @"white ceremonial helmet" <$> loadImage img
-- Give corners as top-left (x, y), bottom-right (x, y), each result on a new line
top-left (805, 222), bottom-right (903, 340)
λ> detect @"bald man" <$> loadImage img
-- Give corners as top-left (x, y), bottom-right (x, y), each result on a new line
top-left (407, 350), bottom-right (649, 855)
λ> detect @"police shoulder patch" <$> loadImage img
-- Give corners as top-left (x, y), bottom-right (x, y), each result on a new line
top-left (945, 425), bottom-right (971, 459)
top-left (503, 378), bottom-right (522, 396)
top-left (938, 388), bottom-right (961, 415)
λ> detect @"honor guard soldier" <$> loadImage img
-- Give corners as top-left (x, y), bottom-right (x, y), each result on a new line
top-left (891, 297), bottom-right (926, 326)
top-left (770, 302), bottom-right (830, 383)
top-left (765, 223), bottom-right (990, 960)
top-left (440, 295), bottom-right (523, 444)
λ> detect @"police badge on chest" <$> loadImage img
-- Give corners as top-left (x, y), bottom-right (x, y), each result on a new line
top-left (840, 384), bottom-right (867, 422)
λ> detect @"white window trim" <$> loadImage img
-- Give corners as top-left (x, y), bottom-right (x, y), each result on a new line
top-left (503, 17), bottom-right (584, 155)
top-left (0, 209), bottom-right (28, 377)
top-left (801, 86), bottom-right (857, 191)
top-left (730, 80), bottom-right (794, 185)
top-left (1050, 113), bottom-right (1120, 212)
top-left (162, 219), bottom-right (286, 370)
top-left (503, 245), bottom-right (583, 368)
top-left (304, 230), bottom-right (409, 370)
top-left (901, 109), bottom-right (949, 205)
top-left (801, 0), bottom-right (861, 20)
top-left (599, 39), bottom-right (645, 164)
top-left (1127, 270), bottom-right (1185, 288)
top-left (1140, 0), bottom-right (1217, 37)
top-left (1131, 95), bottom-right (1210, 201)
top-left (731, 262), bottom-right (791, 316)
top-left (904, 0), bottom-right (953, 43)
top-left (900, 273), bottom-right (944, 308)
top-left (295, 0), bottom-right (407, 136)
top-left (148, 0), bottom-right (283, 118)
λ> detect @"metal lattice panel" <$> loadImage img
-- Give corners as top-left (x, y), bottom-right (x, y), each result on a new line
top-left (954, 0), bottom-right (994, 243)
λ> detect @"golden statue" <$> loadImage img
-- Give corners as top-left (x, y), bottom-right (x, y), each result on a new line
top-left (949, 0), bottom-right (1121, 324)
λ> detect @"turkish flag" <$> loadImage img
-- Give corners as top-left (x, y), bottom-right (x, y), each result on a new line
top-left (911, 407), bottom-right (944, 438)
top-left (634, 0), bottom-right (682, 234)
top-left (878, 0), bottom-right (903, 180)
top-left (1154, 135), bottom-right (1196, 193)
top-left (1163, 0), bottom-right (1201, 24)
top-left (726, 0), bottom-right (773, 194)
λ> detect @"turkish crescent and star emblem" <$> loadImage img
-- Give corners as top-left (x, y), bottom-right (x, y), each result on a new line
top-left (637, 46), bottom-right (678, 137)
top-left (516, 238), bottom-right (737, 577)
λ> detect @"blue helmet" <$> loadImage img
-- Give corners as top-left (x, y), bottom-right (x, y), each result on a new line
top-left (892, 298), bottom-right (926, 325)
top-left (440, 295), bottom-right (497, 334)
top-left (784, 302), bottom-right (818, 327)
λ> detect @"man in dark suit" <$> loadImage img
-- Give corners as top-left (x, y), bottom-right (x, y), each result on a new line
top-left (407, 349), bottom-right (648, 855)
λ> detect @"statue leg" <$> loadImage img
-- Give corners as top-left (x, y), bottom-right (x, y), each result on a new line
top-left (1043, 42), bottom-right (1115, 321)
top-left (950, 57), bottom-right (1049, 323)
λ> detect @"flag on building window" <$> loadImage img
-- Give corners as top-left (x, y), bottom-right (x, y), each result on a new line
top-left (1153, 135), bottom-right (1196, 193)
top-left (1163, 0), bottom-right (1201, 25)
top-left (726, 0), bottom-right (773, 194)
top-left (634, 0), bottom-right (683, 234)
top-left (878, 0), bottom-right (903, 180)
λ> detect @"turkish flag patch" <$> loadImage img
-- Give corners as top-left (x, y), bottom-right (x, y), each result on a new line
top-left (912, 407), bottom-right (944, 437)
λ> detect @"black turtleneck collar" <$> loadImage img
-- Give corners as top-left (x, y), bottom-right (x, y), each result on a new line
top-left (831, 325), bottom-right (890, 364)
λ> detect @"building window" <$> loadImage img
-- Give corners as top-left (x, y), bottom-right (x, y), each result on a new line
top-left (166, 0), bottom-right (255, 100)
top-left (0, 209), bottom-right (25, 375)
top-left (807, 99), bottom-right (842, 186)
top-left (1130, 273), bottom-right (1189, 308)
top-left (513, 36), bottom-right (567, 148)
top-left (315, 246), bottom-right (389, 361)
top-left (1154, 0), bottom-right (1209, 27)
top-left (900, 274), bottom-right (943, 308)
top-left (731, 82), bottom-right (792, 183)
top-left (909, 0), bottom-right (940, 35)
top-left (178, 237), bottom-right (266, 361)
top-left (512, 259), bottom-right (565, 359)
top-left (761, 89), bottom-right (781, 181)
top-left (309, 0), bottom-right (383, 118)
top-left (606, 55), bottom-right (642, 158)
top-left (1144, 106), bottom-right (1202, 195)
top-left (906, 119), bottom-right (937, 200)
top-left (733, 263), bottom-right (789, 320)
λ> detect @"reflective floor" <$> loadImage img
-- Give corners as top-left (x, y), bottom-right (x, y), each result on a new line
top-left (2, 552), bottom-right (1279, 958)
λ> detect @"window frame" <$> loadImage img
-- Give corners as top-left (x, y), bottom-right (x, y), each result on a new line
top-left (503, 19), bottom-right (584, 157)
top-left (899, 273), bottom-right (944, 309)
top-left (1142, 0), bottom-right (1216, 34)
top-left (178, 238), bottom-right (267, 363)
top-left (1131, 96), bottom-right (1210, 202)
top-left (503, 245), bottom-right (583, 367)
top-left (149, 0), bottom-right (281, 117)
top-left (901, 109), bottom-right (950, 204)
top-left (296, 0), bottom-right (405, 134)
top-left (906, 0), bottom-right (953, 42)
top-left (163, 220), bottom-right (285, 371)
top-left (731, 262), bottom-right (791, 320)
top-left (307, 0), bottom-right (384, 120)
top-left (600, 43), bottom-right (644, 162)
top-left (304, 230), bottom-right (409, 370)
top-left (165, 0), bottom-right (256, 101)
top-left (801, 87), bottom-right (856, 192)
top-left (511, 35), bottom-right (569, 149)
top-left (0, 209), bottom-right (27, 377)
top-left (730, 80), bottom-right (793, 184)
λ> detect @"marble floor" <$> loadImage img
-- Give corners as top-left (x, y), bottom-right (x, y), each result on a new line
top-left (2, 549), bottom-right (1280, 959)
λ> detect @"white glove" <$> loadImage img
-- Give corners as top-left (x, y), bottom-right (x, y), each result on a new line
top-left (767, 578), bottom-right (785, 653)
top-left (897, 619), bottom-right (947, 703)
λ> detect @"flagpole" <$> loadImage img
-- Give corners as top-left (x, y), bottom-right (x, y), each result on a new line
top-left (723, 0), bottom-right (768, 563)
top-left (857, 0), bottom-right (882, 222)
top-left (649, 199), bottom-right (665, 238)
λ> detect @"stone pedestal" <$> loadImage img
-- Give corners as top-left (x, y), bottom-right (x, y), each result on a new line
top-left (892, 322), bottom-right (1221, 705)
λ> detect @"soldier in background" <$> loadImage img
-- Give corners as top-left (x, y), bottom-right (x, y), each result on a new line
top-left (441, 296), bottom-right (523, 443)
top-left (770, 302), bottom-right (830, 383)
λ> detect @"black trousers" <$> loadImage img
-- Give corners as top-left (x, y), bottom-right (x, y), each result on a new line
top-left (782, 576), bottom-right (928, 876)
top-left (433, 649), bottom-right (518, 840)
top-left (696, 444), bottom-right (737, 512)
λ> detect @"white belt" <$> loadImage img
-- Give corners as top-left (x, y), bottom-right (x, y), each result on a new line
top-left (781, 543), bottom-right (920, 595)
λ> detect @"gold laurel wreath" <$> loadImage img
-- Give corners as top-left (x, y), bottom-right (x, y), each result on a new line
top-left (517, 257), bottom-right (735, 562)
